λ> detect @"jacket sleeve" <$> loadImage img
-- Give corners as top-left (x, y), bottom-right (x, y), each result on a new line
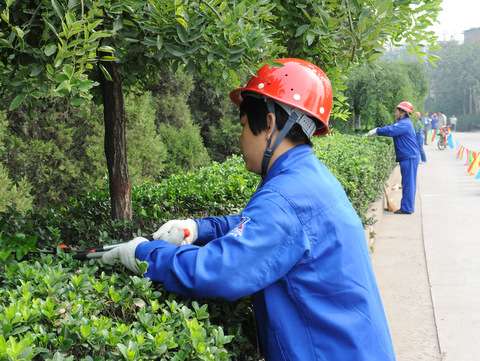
top-left (377, 122), bottom-right (408, 137)
top-left (194, 215), bottom-right (241, 246)
top-left (135, 190), bottom-right (307, 301)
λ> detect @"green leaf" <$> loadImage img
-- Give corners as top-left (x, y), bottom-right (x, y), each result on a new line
top-left (165, 44), bottom-right (185, 57)
top-left (99, 64), bottom-right (112, 81)
top-left (77, 79), bottom-right (95, 92)
top-left (176, 17), bottom-right (188, 29)
top-left (54, 54), bottom-right (64, 68)
top-left (9, 94), bottom-right (26, 111)
top-left (70, 97), bottom-right (84, 107)
top-left (98, 45), bottom-right (115, 53)
top-left (156, 35), bottom-right (163, 50)
top-left (68, 0), bottom-right (79, 10)
top-left (30, 64), bottom-right (42, 77)
top-left (46, 63), bottom-right (54, 75)
top-left (113, 17), bottom-right (123, 32)
top-left (55, 80), bottom-right (71, 93)
top-left (1, 9), bottom-right (10, 24)
top-left (13, 26), bottom-right (24, 39)
top-left (44, 20), bottom-right (59, 37)
top-left (51, 0), bottom-right (64, 20)
top-left (100, 55), bottom-right (117, 61)
top-left (306, 33), bottom-right (315, 46)
top-left (295, 24), bottom-right (309, 37)
top-left (88, 31), bottom-right (112, 43)
top-left (176, 24), bottom-right (188, 43)
top-left (62, 64), bottom-right (74, 78)
top-left (10, 325), bottom-right (30, 336)
top-left (44, 43), bottom-right (57, 56)
top-left (80, 324), bottom-right (91, 338)
top-left (0, 38), bottom-right (11, 48)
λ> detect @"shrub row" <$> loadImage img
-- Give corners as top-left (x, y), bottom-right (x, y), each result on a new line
top-left (0, 133), bottom-right (395, 360)
top-left (0, 255), bottom-right (256, 360)
top-left (2, 133), bottom-right (395, 251)
top-left (1, 132), bottom-right (396, 279)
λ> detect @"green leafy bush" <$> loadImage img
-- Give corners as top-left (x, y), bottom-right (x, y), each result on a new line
top-left (1, 103), bottom-right (105, 208)
top-left (207, 117), bottom-right (242, 162)
top-left (0, 165), bottom-right (33, 215)
top-left (314, 133), bottom-right (395, 221)
top-left (346, 61), bottom-right (428, 130)
top-left (151, 68), bottom-right (211, 176)
top-left (26, 155), bottom-right (258, 248)
top-left (0, 256), bottom-right (238, 360)
top-left (0, 133), bottom-right (395, 359)
top-left (158, 122), bottom-right (211, 176)
top-left (125, 93), bottom-right (168, 183)
top-left (0, 133), bottom-right (394, 248)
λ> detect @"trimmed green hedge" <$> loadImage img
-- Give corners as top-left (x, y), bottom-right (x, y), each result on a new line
top-left (313, 133), bottom-right (395, 222)
top-left (0, 256), bottom-right (255, 361)
top-left (0, 133), bottom-right (395, 360)
top-left (1, 133), bottom-right (395, 250)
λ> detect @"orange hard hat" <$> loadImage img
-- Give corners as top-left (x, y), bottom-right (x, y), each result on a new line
top-left (397, 101), bottom-right (414, 114)
top-left (229, 58), bottom-right (333, 136)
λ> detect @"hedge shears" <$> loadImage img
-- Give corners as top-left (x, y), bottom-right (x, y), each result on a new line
top-left (39, 227), bottom-right (190, 260)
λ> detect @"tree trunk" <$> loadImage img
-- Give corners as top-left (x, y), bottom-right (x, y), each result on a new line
top-left (101, 62), bottom-right (132, 220)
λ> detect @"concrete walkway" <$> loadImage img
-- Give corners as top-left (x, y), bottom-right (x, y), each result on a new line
top-left (372, 132), bottom-right (480, 361)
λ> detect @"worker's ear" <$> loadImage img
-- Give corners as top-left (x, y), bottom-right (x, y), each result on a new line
top-left (265, 112), bottom-right (276, 139)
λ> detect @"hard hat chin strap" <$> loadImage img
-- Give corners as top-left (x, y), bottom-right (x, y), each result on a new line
top-left (261, 100), bottom-right (300, 178)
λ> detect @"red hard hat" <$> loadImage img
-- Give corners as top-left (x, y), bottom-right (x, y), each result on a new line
top-left (397, 101), bottom-right (414, 114)
top-left (229, 58), bottom-right (333, 136)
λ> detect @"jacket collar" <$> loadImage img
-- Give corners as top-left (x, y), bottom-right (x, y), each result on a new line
top-left (397, 116), bottom-right (411, 123)
top-left (261, 144), bottom-right (313, 184)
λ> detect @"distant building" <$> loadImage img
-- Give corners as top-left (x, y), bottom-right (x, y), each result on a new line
top-left (464, 27), bottom-right (480, 44)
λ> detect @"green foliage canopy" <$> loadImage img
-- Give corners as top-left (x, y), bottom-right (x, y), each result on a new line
top-left (426, 41), bottom-right (480, 118)
top-left (0, 0), bottom-right (279, 109)
top-left (272, 0), bottom-right (441, 121)
top-left (345, 61), bottom-right (429, 130)
top-left (0, 0), bottom-right (441, 115)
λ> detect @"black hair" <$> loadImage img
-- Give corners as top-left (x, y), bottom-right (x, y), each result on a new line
top-left (239, 94), bottom-right (312, 145)
top-left (397, 108), bottom-right (409, 119)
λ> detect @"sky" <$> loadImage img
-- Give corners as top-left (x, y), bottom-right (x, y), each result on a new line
top-left (431, 0), bottom-right (480, 42)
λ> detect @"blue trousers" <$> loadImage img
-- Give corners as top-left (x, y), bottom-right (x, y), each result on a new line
top-left (399, 158), bottom-right (419, 213)
top-left (417, 132), bottom-right (427, 162)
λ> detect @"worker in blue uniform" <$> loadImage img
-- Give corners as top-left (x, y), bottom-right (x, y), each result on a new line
top-left (413, 112), bottom-right (427, 163)
top-left (103, 59), bottom-right (396, 361)
top-left (366, 101), bottom-right (420, 214)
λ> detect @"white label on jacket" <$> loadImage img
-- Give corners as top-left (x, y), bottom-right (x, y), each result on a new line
top-left (229, 217), bottom-right (251, 237)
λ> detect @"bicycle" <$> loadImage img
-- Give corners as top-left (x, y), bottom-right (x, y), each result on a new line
top-left (436, 126), bottom-right (449, 150)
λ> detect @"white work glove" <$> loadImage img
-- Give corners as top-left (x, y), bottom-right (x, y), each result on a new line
top-left (101, 236), bottom-right (148, 274)
top-left (152, 219), bottom-right (198, 245)
top-left (365, 128), bottom-right (378, 137)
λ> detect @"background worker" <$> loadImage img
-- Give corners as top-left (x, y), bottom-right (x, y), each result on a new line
top-left (102, 58), bottom-right (396, 361)
top-left (366, 101), bottom-right (420, 214)
top-left (414, 111), bottom-right (427, 163)
top-left (439, 112), bottom-right (447, 128)
top-left (449, 114), bottom-right (457, 131)
top-left (422, 112), bottom-right (431, 145)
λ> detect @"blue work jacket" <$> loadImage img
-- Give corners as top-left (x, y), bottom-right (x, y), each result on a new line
top-left (422, 116), bottom-right (431, 129)
top-left (377, 117), bottom-right (420, 161)
top-left (416, 130), bottom-right (424, 147)
top-left (136, 145), bottom-right (396, 361)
